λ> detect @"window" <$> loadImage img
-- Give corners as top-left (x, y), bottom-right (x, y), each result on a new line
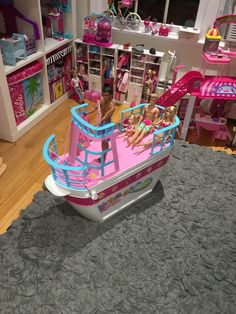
top-left (91, 0), bottom-right (229, 38)
top-left (109, 0), bottom-right (201, 28)
top-left (137, 0), bottom-right (200, 27)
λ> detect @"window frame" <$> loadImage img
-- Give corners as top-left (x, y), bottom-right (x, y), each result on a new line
top-left (89, 0), bottom-right (227, 41)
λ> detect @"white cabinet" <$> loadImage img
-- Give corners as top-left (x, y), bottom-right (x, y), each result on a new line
top-left (0, 0), bottom-right (77, 142)
top-left (75, 40), bottom-right (164, 104)
top-left (75, 39), bottom-right (119, 96)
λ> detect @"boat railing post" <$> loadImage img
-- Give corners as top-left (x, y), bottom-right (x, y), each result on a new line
top-left (110, 133), bottom-right (120, 172)
top-left (69, 121), bottom-right (80, 164)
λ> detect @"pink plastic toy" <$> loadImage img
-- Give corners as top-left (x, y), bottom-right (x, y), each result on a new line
top-left (7, 61), bottom-right (44, 125)
top-left (159, 24), bottom-right (170, 37)
top-left (94, 17), bottom-right (112, 47)
top-left (122, 0), bottom-right (133, 8)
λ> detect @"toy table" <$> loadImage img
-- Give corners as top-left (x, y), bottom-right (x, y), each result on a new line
top-left (194, 113), bottom-right (231, 144)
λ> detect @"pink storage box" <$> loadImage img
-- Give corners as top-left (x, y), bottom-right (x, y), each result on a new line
top-left (7, 61), bottom-right (44, 126)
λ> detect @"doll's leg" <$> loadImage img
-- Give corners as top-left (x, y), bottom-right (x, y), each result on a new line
top-left (133, 129), bottom-right (146, 146)
top-left (127, 128), bottom-right (142, 146)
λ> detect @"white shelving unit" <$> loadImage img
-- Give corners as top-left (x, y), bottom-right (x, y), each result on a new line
top-left (75, 39), bottom-right (119, 97)
top-left (75, 40), bottom-right (165, 105)
top-left (0, 0), bottom-right (77, 142)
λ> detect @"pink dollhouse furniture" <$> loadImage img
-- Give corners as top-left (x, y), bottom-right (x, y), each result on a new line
top-left (94, 17), bottom-right (112, 47)
top-left (0, 34), bottom-right (27, 65)
top-left (194, 113), bottom-right (232, 144)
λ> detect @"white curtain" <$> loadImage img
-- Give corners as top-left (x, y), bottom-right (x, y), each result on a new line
top-left (89, 0), bottom-right (107, 14)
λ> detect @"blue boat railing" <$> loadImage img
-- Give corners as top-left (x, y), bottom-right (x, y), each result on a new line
top-left (151, 116), bottom-right (180, 156)
top-left (120, 103), bottom-right (180, 156)
top-left (71, 104), bottom-right (115, 139)
top-left (75, 142), bottom-right (115, 177)
top-left (43, 135), bottom-right (87, 190)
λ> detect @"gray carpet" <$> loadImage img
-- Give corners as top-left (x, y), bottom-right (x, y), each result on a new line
top-left (0, 141), bottom-right (236, 314)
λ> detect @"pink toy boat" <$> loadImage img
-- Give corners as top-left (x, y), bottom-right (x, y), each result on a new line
top-left (43, 103), bottom-right (180, 222)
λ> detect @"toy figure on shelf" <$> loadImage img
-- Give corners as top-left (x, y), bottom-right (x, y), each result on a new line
top-left (144, 17), bottom-right (158, 35)
top-left (142, 69), bottom-right (154, 102)
top-left (83, 15), bottom-right (96, 43)
top-left (127, 93), bottom-right (160, 147)
top-left (46, 5), bottom-right (64, 40)
top-left (117, 70), bottom-right (129, 94)
top-left (135, 106), bottom-right (177, 153)
top-left (94, 16), bottom-right (112, 47)
top-left (70, 69), bottom-right (84, 103)
top-left (117, 52), bottom-right (130, 69)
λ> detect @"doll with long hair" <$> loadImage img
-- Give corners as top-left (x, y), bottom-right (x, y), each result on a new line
top-left (135, 106), bottom-right (177, 154)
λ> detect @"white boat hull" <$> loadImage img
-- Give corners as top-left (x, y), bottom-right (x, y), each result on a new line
top-left (62, 154), bottom-right (170, 222)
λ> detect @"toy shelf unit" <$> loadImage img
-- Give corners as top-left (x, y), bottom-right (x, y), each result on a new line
top-left (0, 0), bottom-right (77, 142)
top-left (75, 39), bottom-right (118, 98)
top-left (116, 46), bottom-right (164, 105)
top-left (74, 40), bottom-right (164, 105)
top-left (0, 0), bottom-right (44, 71)
top-left (40, 0), bottom-right (75, 52)
top-left (46, 43), bottom-right (73, 103)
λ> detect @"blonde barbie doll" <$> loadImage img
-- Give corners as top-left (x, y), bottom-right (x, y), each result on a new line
top-left (135, 106), bottom-right (177, 153)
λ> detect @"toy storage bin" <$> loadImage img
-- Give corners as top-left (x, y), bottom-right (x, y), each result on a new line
top-left (7, 60), bottom-right (44, 126)
top-left (46, 45), bottom-right (72, 103)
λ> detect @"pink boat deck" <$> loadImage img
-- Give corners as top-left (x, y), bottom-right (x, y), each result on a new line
top-left (57, 132), bottom-right (167, 190)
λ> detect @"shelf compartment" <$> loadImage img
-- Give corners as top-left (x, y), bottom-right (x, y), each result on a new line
top-left (44, 38), bottom-right (72, 54)
top-left (4, 51), bottom-right (44, 75)
top-left (15, 92), bottom-right (69, 141)
top-left (131, 66), bottom-right (145, 71)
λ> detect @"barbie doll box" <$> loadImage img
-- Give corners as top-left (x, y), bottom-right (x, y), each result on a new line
top-left (7, 61), bottom-right (44, 126)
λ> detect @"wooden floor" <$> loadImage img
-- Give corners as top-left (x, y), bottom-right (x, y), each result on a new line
top-left (0, 98), bottom-right (235, 235)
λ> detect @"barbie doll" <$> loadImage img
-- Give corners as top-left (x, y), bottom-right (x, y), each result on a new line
top-left (127, 93), bottom-right (160, 147)
top-left (135, 106), bottom-right (177, 154)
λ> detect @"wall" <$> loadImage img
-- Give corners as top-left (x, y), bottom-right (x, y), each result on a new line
top-left (112, 29), bottom-right (236, 78)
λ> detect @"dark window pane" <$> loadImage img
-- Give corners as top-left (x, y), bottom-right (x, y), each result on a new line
top-left (137, 0), bottom-right (200, 26)
top-left (137, 0), bottom-right (166, 22)
top-left (167, 0), bottom-right (200, 26)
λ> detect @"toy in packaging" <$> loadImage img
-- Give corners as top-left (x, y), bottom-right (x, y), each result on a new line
top-left (7, 61), bottom-right (44, 125)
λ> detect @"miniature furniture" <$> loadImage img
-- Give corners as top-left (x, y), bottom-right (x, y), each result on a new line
top-left (194, 113), bottom-right (232, 144)
top-left (0, 34), bottom-right (27, 66)
top-left (15, 33), bottom-right (37, 56)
